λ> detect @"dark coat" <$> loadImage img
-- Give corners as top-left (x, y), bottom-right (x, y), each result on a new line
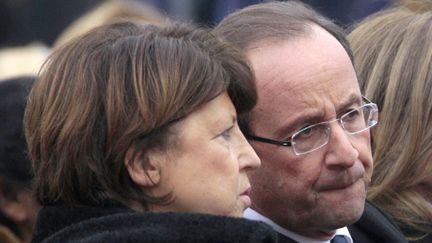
top-left (348, 200), bottom-right (408, 243)
top-left (277, 201), bottom-right (408, 243)
top-left (31, 205), bottom-right (278, 243)
top-left (400, 223), bottom-right (432, 243)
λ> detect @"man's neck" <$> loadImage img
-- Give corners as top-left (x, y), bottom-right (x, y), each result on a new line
top-left (244, 208), bottom-right (352, 243)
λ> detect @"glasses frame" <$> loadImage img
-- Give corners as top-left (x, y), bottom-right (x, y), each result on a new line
top-left (246, 96), bottom-right (378, 155)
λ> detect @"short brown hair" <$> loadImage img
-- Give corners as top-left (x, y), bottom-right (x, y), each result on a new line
top-left (25, 20), bottom-right (256, 209)
top-left (214, 1), bottom-right (352, 59)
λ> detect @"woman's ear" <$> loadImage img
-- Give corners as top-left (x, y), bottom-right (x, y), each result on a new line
top-left (124, 147), bottom-right (163, 188)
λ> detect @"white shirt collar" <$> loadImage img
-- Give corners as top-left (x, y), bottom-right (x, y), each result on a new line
top-left (244, 208), bottom-right (353, 243)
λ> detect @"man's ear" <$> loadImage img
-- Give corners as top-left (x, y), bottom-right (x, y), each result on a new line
top-left (124, 147), bottom-right (163, 188)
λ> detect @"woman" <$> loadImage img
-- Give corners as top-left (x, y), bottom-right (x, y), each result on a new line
top-left (25, 21), bottom-right (276, 242)
top-left (348, 3), bottom-right (432, 242)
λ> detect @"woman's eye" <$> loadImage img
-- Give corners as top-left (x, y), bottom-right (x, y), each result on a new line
top-left (221, 130), bottom-right (231, 139)
top-left (220, 125), bottom-right (234, 140)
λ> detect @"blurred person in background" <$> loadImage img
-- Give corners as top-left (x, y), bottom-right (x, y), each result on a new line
top-left (53, 0), bottom-right (168, 48)
top-left (0, 0), bottom-right (168, 81)
top-left (348, 1), bottom-right (432, 242)
top-left (0, 77), bottom-right (40, 243)
top-left (0, 45), bottom-right (50, 81)
top-left (26, 20), bottom-right (277, 242)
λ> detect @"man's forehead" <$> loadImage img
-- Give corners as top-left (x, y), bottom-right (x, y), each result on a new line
top-left (248, 26), bottom-right (357, 95)
top-left (254, 83), bottom-right (359, 115)
top-left (246, 24), bottom-right (361, 132)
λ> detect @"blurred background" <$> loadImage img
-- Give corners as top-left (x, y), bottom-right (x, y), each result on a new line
top-left (0, 0), bottom-right (395, 47)
top-left (0, 0), bottom-right (395, 80)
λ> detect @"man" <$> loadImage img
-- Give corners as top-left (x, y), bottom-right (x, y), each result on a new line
top-left (215, 1), bottom-right (407, 243)
top-left (0, 77), bottom-right (40, 243)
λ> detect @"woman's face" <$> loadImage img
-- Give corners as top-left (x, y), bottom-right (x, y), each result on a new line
top-left (153, 92), bottom-right (261, 217)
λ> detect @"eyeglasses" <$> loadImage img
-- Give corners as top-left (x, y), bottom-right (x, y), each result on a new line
top-left (246, 98), bottom-right (378, 155)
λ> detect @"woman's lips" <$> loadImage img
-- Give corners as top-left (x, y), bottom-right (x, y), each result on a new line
top-left (241, 187), bottom-right (251, 196)
top-left (240, 187), bottom-right (252, 207)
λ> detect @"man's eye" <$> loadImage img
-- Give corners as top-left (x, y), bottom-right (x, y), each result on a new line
top-left (297, 127), bottom-right (314, 139)
top-left (344, 109), bottom-right (360, 121)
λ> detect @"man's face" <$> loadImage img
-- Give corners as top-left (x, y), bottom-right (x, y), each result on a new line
top-left (246, 25), bottom-right (373, 239)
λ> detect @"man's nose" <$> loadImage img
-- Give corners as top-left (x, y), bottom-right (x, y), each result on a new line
top-left (324, 122), bottom-right (359, 169)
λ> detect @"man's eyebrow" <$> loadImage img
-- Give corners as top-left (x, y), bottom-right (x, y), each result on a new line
top-left (336, 94), bottom-right (362, 115)
top-left (272, 94), bottom-right (362, 139)
top-left (274, 110), bottom-right (324, 139)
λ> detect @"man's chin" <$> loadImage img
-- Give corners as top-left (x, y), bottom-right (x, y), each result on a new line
top-left (318, 184), bottom-right (366, 227)
top-left (327, 200), bottom-right (365, 228)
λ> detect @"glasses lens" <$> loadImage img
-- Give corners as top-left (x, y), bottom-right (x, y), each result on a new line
top-left (341, 104), bottom-right (378, 134)
top-left (292, 123), bottom-right (330, 155)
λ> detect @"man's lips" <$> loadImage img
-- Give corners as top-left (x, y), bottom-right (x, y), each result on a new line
top-left (316, 169), bottom-right (365, 192)
top-left (318, 178), bottom-right (359, 191)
